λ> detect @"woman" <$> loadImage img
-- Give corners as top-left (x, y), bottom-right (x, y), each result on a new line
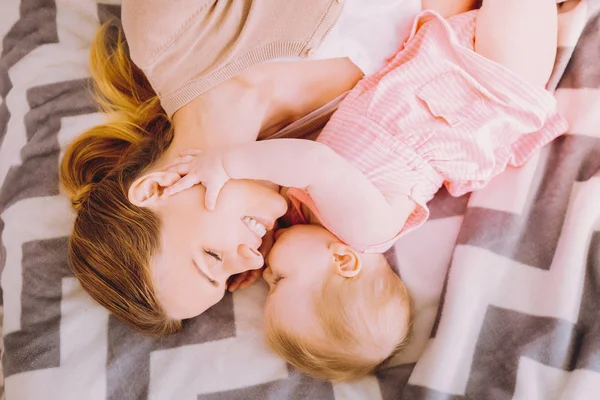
top-left (60, 0), bottom-right (492, 335)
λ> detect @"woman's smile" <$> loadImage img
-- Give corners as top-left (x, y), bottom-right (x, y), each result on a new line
top-left (242, 216), bottom-right (268, 239)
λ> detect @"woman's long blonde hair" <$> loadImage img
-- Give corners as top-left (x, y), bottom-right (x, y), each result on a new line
top-left (60, 22), bottom-right (181, 335)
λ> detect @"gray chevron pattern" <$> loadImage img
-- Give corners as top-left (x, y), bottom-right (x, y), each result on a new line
top-left (1, 1), bottom-right (599, 399)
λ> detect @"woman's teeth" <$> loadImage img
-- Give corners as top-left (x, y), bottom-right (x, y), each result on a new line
top-left (242, 216), bottom-right (267, 238)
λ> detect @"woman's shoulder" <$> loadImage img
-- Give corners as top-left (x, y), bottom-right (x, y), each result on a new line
top-left (121, 0), bottom-right (209, 67)
top-left (121, 0), bottom-right (345, 117)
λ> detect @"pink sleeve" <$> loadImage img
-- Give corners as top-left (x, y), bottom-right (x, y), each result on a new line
top-left (286, 188), bottom-right (430, 253)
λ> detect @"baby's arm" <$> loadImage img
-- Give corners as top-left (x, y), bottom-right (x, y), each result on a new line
top-left (421, 0), bottom-right (479, 17)
top-left (223, 139), bottom-right (416, 247)
top-left (165, 139), bottom-right (415, 247)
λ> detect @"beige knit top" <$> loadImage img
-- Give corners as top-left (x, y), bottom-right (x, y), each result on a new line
top-left (121, 0), bottom-right (344, 117)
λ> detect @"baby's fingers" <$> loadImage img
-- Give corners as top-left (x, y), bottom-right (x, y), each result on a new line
top-left (162, 154), bottom-right (196, 171)
top-left (204, 184), bottom-right (222, 211)
top-left (180, 149), bottom-right (203, 156)
top-left (164, 174), bottom-right (198, 196)
top-left (238, 268), bottom-right (263, 289)
top-left (163, 162), bottom-right (193, 176)
top-left (227, 272), bottom-right (247, 292)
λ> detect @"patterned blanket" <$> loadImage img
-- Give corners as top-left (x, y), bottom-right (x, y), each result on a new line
top-left (1, 1), bottom-right (599, 399)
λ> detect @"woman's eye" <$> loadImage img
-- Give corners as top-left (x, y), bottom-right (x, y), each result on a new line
top-left (272, 275), bottom-right (283, 285)
top-left (203, 249), bottom-right (222, 262)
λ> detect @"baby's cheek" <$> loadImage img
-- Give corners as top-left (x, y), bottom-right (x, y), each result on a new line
top-left (262, 297), bottom-right (280, 325)
top-left (268, 241), bottom-right (293, 267)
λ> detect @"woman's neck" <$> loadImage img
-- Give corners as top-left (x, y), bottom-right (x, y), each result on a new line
top-left (167, 58), bottom-right (363, 158)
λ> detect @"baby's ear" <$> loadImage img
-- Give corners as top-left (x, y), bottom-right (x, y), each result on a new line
top-left (330, 243), bottom-right (362, 278)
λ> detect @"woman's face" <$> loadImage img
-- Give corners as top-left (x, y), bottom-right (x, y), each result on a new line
top-left (150, 179), bottom-right (288, 319)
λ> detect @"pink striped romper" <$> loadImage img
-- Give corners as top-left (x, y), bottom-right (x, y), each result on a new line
top-left (287, 10), bottom-right (568, 253)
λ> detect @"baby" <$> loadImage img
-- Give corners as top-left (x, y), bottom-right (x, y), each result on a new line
top-left (164, 0), bottom-right (567, 381)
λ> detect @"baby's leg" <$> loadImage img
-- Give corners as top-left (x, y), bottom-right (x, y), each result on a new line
top-left (475, 0), bottom-right (558, 87)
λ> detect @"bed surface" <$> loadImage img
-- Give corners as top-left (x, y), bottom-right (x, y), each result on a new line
top-left (1, 1), bottom-right (599, 399)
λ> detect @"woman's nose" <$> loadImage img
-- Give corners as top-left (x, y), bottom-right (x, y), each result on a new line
top-left (237, 244), bottom-right (264, 270)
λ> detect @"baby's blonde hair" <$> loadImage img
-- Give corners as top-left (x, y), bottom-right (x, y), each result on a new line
top-left (266, 255), bottom-right (412, 381)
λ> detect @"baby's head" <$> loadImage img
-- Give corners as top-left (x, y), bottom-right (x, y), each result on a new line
top-left (263, 224), bottom-right (412, 381)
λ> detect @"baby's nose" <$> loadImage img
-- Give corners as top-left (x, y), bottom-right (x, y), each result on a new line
top-left (274, 228), bottom-right (289, 241)
top-left (262, 266), bottom-right (272, 280)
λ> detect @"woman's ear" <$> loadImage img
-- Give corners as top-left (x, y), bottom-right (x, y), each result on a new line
top-left (329, 242), bottom-right (362, 278)
top-left (128, 171), bottom-right (181, 207)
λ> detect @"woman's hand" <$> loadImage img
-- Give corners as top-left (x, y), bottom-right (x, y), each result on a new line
top-left (163, 149), bottom-right (231, 210)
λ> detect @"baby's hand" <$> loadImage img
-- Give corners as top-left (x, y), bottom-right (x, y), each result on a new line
top-left (227, 267), bottom-right (264, 292)
top-left (163, 149), bottom-right (230, 210)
